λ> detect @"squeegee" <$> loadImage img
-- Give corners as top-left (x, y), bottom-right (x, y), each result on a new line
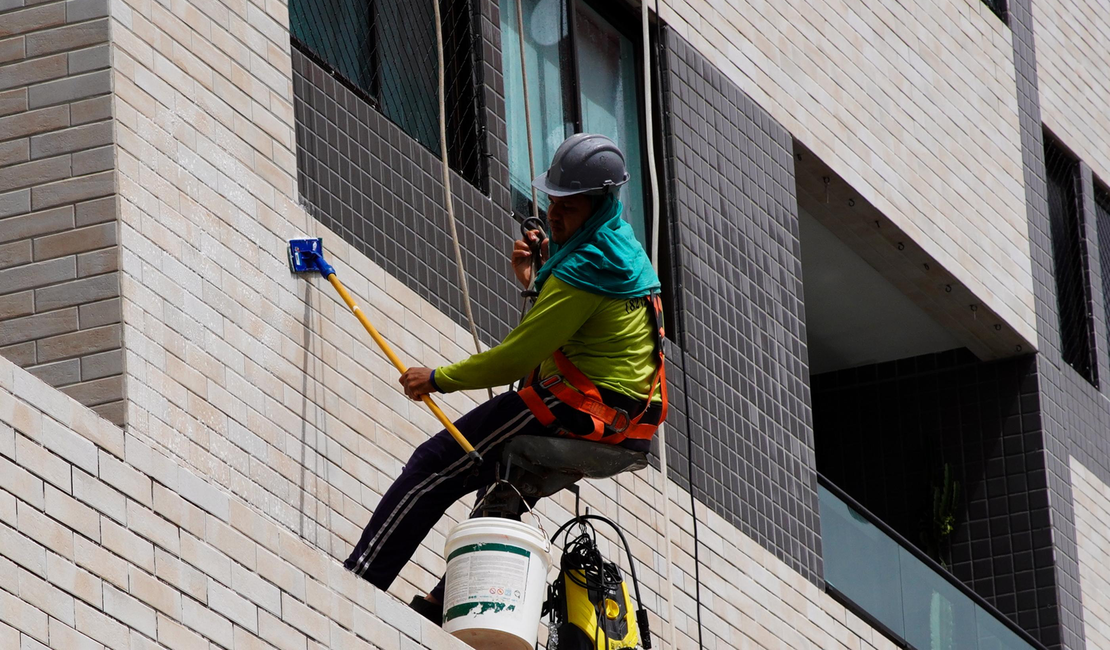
top-left (288, 238), bottom-right (482, 464)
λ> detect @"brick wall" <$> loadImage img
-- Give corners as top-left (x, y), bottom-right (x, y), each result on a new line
top-left (101, 0), bottom-right (906, 637)
top-left (0, 0), bottom-right (123, 425)
top-left (0, 315), bottom-right (906, 650)
top-left (1071, 459), bottom-right (1110, 650)
top-left (0, 354), bottom-right (469, 650)
top-left (292, 46), bottom-right (518, 347)
top-left (1033, 0), bottom-right (1110, 187)
top-left (94, 0), bottom-right (1110, 647)
top-left (656, 0), bottom-right (1035, 346)
top-left (661, 30), bottom-right (821, 584)
top-left (1010, 0), bottom-right (1110, 643)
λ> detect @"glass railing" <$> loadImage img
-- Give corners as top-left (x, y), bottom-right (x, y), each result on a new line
top-left (817, 480), bottom-right (1043, 650)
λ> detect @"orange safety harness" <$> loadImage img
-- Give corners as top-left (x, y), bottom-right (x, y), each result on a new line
top-left (517, 294), bottom-right (668, 445)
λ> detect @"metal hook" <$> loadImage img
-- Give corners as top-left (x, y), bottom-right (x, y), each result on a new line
top-left (475, 479), bottom-right (549, 548)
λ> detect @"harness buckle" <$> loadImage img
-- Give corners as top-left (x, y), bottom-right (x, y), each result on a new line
top-left (608, 408), bottom-right (630, 434)
top-left (539, 375), bottom-right (562, 390)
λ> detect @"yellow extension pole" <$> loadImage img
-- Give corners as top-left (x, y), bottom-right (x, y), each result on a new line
top-left (323, 272), bottom-right (482, 463)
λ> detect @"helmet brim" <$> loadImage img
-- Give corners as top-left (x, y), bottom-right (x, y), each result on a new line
top-left (531, 171), bottom-right (587, 197)
top-left (531, 171), bottom-right (628, 198)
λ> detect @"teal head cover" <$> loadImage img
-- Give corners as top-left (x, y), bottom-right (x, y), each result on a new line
top-left (534, 196), bottom-right (661, 299)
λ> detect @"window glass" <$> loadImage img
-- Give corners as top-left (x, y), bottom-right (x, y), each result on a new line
top-left (1044, 133), bottom-right (1097, 386)
top-left (291, 0), bottom-right (374, 90)
top-left (290, 0), bottom-right (486, 189)
top-left (1096, 184), bottom-right (1110, 359)
top-left (574, 2), bottom-right (647, 248)
top-left (500, 0), bottom-right (650, 251)
top-left (501, 0), bottom-right (571, 213)
top-left (377, 0), bottom-right (438, 151)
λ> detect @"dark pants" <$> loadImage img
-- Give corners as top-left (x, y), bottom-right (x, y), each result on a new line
top-left (343, 386), bottom-right (653, 596)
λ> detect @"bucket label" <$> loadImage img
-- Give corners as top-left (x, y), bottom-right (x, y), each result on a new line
top-left (443, 543), bottom-right (532, 623)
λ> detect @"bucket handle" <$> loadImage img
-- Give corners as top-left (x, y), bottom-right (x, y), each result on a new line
top-left (475, 480), bottom-right (550, 551)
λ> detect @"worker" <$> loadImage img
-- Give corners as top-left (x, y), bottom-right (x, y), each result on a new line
top-left (343, 133), bottom-right (667, 623)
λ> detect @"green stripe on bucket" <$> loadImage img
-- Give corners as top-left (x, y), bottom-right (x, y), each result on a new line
top-left (443, 601), bottom-right (517, 623)
top-left (446, 542), bottom-right (531, 562)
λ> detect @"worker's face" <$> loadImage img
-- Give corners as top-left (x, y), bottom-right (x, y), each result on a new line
top-left (546, 194), bottom-right (594, 244)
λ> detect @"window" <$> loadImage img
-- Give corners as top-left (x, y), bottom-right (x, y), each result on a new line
top-left (980, 0), bottom-right (1007, 23)
top-left (1096, 181), bottom-right (1110, 360)
top-left (289, 0), bottom-right (486, 190)
top-left (1044, 131), bottom-right (1098, 386)
top-left (501, 0), bottom-right (651, 251)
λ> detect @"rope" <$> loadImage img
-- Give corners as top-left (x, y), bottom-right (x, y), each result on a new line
top-left (642, 0), bottom-right (678, 647)
top-left (433, 0), bottom-right (492, 400)
top-left (514, 0), bottom-right (541, 220)
top-left (512, 0), bottom-right (542, 374)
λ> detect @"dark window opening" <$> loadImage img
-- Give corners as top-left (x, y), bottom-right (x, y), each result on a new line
top-left (980, 0), bottom-right (1007, 24)
top-left (289, 0), bottom-right (487, 191)
top-left (1096, 180), bottom-right (1110, 361)
top-left (1044, 131), bottom-right (1098, 387)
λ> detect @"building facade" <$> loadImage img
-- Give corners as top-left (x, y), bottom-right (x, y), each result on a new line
top-left (0, 0), bottom-right (1108, 647)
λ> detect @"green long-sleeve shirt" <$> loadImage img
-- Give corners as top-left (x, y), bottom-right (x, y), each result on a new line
top-left (435, 277), bottom-right (660, 402)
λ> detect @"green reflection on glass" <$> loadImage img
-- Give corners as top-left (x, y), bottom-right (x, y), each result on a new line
top-left (898, 546), bottom-right (978, 650)
top-left (818, 485), bottom-right (1036, 650)
top-left (818, 485), bottom-right (905, 636)
top-left (976, 604), bottom-right (1030, 650)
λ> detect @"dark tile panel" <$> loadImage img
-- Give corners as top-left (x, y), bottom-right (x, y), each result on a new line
top-left (1010, 0), bottom-right (1108, 646)
top-left (292, 47), bottom-right (518, 346)
top-left (658, 344), bottom-right (691, 493)
top-left (661, 29), bottom-right (820, 584)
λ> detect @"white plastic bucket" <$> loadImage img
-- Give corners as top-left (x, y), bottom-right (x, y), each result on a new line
top-left (442, 518), bottom-right (552, 650)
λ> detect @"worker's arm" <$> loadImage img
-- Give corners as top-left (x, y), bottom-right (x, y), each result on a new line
top-left (433, 277), bottom-right (602, 392)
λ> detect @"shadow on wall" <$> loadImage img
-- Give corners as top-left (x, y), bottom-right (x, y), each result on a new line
top-left (298, 278), bottom-right (329, 555)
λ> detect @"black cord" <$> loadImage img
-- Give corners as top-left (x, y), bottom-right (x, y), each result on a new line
top-left (551, 514), bottom-right (652, 648)
top-left (651, 11), bottom-right (705, 647)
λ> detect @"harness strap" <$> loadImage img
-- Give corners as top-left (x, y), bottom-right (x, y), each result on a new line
top-left (546, 378), bottom-right (615, 441)
top-left (517, 294), bottom-right (668, 445)
top-left (518, 382), bottom-right (557, 427)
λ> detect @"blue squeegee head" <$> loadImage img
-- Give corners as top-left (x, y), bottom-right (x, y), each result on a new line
top-left (288, 238), bottom-right (324, 273)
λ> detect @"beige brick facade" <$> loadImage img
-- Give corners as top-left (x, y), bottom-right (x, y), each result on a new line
top-left (1, 337), bottom-right (903, 649)
top-left (0, 356), bottom-right (468, 649)
top-left (1072, 459), bottom-right (1110, 650)
top-left (1, 0), bottom-right (1088, 646)
top-left (1034, 0), bottom-right (1110, 186)
top-left (0, 0), bottom-right (122, 425)
top-left (658, 0), bottom-right (1036, 346)
top-left (79, 0), bottom-right (907, 635)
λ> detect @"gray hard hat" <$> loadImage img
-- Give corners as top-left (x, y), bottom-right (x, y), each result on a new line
top-left (532, 133), bottom-right (629, 197)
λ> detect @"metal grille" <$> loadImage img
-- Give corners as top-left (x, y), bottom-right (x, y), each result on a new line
top-left (1044, 132), bottom-right (1097, 386)
top-left (1096, 182), bottom-right (1110, 361)
top-left (980, 0), bottom-right (1007, 22)
top-left (289, 0), bottom-right (487, 191)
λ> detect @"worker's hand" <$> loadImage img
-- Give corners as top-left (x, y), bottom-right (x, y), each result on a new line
top-left (512, 229), bottom-right (548, 288)
top-left (399, 367), bottom-right (436, 400)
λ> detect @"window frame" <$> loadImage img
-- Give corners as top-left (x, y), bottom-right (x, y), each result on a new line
top-left (1095, 179), bottom-right (1110, 372)
top-left (504, 0), bottom-right (660, 261)
top-left (980, 0), bottom-right (1007, 24)
top-left (289, 0), bottom-right (488, 192)
top-left (1043, 129), bottom-right (1099, 387)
